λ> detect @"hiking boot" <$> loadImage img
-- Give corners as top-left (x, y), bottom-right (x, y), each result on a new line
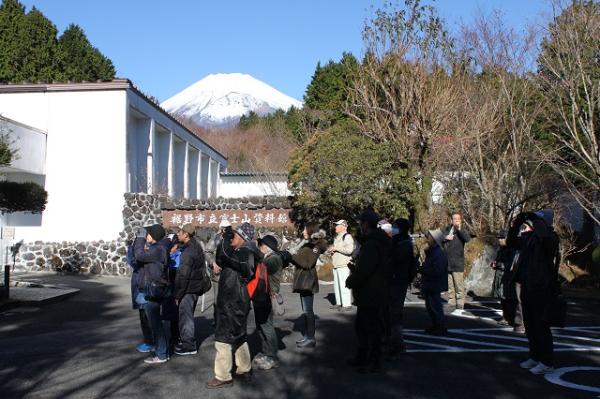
top-left (519, 358), bottom-right (538, 369)
top-left (143, 356), bottom-right (168, 365)
top-left (136, 343), bottom-right (155, 353)
top-left (530, 362), bottom-right (554, 375)
top-left (206, 378), bottom-right (233, 389)
top-left (297, 338), bottom-right (316, 349)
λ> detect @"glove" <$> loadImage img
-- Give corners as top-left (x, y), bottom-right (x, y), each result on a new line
top-left (135, 227), bottom-right (147, 238)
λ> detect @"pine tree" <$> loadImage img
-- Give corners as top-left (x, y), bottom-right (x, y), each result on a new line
top-left (21, 6), bottom-right (61, 82)
top-left (303, 52), bottom-right (358, 123)
top-left (0, 0), bottom-right (27, 82)
top-left (58, 24), bottom-right (115, 81)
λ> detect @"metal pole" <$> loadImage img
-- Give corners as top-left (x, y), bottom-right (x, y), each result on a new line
top-left (3, 265), bottom-right (9, 300)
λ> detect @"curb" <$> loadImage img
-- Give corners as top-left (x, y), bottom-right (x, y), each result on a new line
top-left (0, 285), bottom-right (80, 312)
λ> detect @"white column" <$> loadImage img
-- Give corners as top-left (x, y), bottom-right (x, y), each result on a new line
top-left (147, 119), bottom-right (155, 193)
top-left (207, 158), bottom-right (213, 199)
top-left (167, 131), bottom-right (174, 197)
top-left (183, 142), bottom-right (190, 199)
top-left (197, 150), bottom-right (202, 199)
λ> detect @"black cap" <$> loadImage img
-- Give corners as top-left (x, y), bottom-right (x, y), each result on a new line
top-left (145, 224), bottom-right (166, 242)
top-left (258, 235), bottom-right (279, 252)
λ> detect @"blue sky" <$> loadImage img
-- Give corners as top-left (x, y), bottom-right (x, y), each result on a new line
top-left (20, 0), bottom-right (550, 102)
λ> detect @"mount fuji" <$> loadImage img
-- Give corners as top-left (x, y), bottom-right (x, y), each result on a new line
top-left (161, 73), bottom-right (303, 127)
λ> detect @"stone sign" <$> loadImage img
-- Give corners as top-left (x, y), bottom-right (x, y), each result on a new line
top-left (162, 209), bottom-right (294, 228)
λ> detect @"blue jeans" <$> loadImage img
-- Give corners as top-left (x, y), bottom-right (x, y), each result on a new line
top-left (144, 300), bottom-right (168, 360)
top-left (300, 293), bottom-right (315, 339)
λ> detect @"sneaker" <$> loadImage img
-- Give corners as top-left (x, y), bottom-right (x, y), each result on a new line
top-left (143, 356), bottom-right (168, 364)
top-left (530, 362), bottom-right (554, 375)
top-left (136, 343), bottom-right (155, 353)
top-left (206, 377), bottom-right (233, 389)
top-left (497, 318), bottom-right (510, 326)
top-left (340, 306), bottom-right (353, 312)
top-left (513, 326), bottom-right (525, 334)
top-left (297, 338), bottom-right (316, 348)
top-left (295, 336), bottom-right (308, 345)
top-left (257, 356), bottom-right (280, 370)
top-left (329, 304), bottom-right (342, 310)
top-left (519, 358), bottom-right (539, 369)
top-left (174, 346), bottom-right (197, 356)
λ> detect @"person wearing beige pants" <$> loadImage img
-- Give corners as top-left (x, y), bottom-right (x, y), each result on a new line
top-left (447, 271), bottom-right (465, 308)
top-left (214, 341), bottom-right (252, 382)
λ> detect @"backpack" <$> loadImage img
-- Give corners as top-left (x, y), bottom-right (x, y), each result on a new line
top-left (247, 261), bottom-right (269, 300)
top-left (199, 262), bottom-right (212, 295)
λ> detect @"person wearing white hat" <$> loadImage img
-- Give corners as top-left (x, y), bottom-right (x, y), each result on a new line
top-left (328, 220), bottom-right (355, 310)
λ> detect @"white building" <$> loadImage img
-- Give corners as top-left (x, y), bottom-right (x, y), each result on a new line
top-left (219, 171), bottom-right (291, 198)
top-left (0, 80), bottom-right (227, 243)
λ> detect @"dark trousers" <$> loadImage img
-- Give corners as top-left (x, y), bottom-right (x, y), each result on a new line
top-left (384, 283), bottom-right (408, 352)
top-left (521, 287), bottom-right (554, 366)
top-left (144, 300), bottom-right (168, 360)
top-left (424, 291), bottom-right (445, 329)
top-left (300, 293), bottom-right (316, 339)
top-left (355, 305), bottom-right (384, 366)
top-left (139, 308), bottom-right (153, 344)
top-left (178, 293), bottom-right (199, 350)
top-left (254, 301), bottom-right (278, 359)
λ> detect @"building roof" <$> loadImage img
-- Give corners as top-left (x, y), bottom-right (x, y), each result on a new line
top-left (0, 79), bottom-right (227, 161)
top-left (221, 171), bottom-right (288, 177)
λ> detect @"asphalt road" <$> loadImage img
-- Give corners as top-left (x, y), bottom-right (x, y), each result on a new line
top-left (1, 274), bottom-right (599, 399)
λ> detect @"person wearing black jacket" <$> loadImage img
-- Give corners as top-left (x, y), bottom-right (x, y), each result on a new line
top-left (207, 222), bottom-right (262, 389)
top-left (133, 224), bottom-right (169, 364)
top-left (385, 218), bottom-right (419, 358)
top-left (443, 212), bottom-right (471, 310)
top-left (173, 223), bottom-right (206, 356)
top-left (507, 210), bottom-right (560, 375)
top-left (346, 210), bottom-right (391, 373)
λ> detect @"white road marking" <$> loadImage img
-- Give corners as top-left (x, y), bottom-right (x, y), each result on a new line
top-left (403, 331), bottom-right (526, 350)
top-left (544, 367), bottom-right (600, 397)
top-left (402, 326), bottom-right (600, 353)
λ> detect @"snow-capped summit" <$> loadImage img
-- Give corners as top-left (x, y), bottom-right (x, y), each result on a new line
top-left (162, 73), bottom-right (303, 127)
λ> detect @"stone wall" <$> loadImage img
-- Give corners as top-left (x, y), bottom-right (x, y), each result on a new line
top-left (15, 193), bottom-right (292, 276)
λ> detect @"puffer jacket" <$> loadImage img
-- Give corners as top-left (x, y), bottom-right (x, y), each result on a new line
top-left (133, 237), bottom-right (168, 293)
top-left (291, 235), bottom-right (328, 294)
top-left (346, 228), bottom-right (391, 308)
top-left (214, 239), bottom-right (263, 345)
top-left (173, 238), bottom-right (207, 299)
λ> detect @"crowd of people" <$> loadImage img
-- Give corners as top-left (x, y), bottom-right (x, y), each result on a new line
top-left (127, 207), bottom-right (562, 388)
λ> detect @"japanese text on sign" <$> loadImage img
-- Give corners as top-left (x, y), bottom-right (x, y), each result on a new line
top-left (162, 209), bottom-right (294, 228)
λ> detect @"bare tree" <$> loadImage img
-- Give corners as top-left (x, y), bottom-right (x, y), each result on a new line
top-left (346, 0), bottom-right (457, 229)
top-left (538, 0), bottom-right (600, 224)
top-left (440, 11), bottom-right (551, 233)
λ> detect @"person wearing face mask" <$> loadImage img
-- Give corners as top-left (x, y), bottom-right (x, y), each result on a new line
top-left (506, 210), bottom-right (560, 375)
